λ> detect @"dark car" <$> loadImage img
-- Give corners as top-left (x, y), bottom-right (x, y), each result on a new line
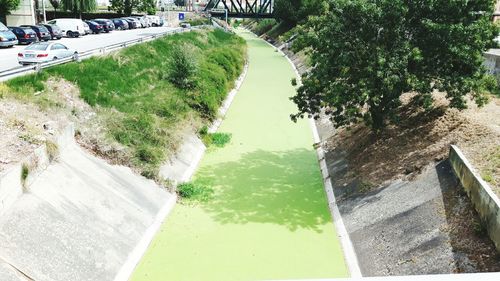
top-left (0, 22), bottom-right (18, 47)
top-left (8, 26), bottom-right (37, 44)
top-left (93, 19), bottom-right (115, 33)
top-left (112, 19), bottom-right (129, 30)
top-left (85, 21), bottom-right (104, 34)
top-left (21, 25), bottom-right (51, 41)
top-left (41, 24), bottom-right (62, 40)
top-left (121, 18), bottom-right (138, 29)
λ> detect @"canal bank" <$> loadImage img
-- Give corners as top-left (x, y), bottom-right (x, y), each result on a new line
top-left (131, 29), bottom-right (348, 281)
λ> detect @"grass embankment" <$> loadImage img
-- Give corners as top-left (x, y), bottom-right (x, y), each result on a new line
top-left (4, 29), bottom-right (246, 180)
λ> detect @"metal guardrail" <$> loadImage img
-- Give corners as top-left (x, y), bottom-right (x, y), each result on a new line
top-left (0, 25), bottom-right (212, 82)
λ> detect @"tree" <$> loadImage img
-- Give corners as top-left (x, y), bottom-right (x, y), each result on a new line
top-left (273, 0), bottom-right (326, 25)
top-left (291, 0), bottom-right (499, 133)
top-left (168, 45), bottom-right (197, 89)
top-left (61, 0), bottom-right (96, 18)
top-left (50, 0), bottom-right (61, 15)
top-left (110, 0), bottom-right (138, 16)
top-left (174, 0), bottom-right (184, 7)
top-left (137, 0), bottom-right (156, 15)
top-left (0, 0), bottom-right (21, 23)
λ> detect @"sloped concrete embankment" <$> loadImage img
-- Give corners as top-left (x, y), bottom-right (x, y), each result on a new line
top-left (316, 119), bottom-right (500, 276)
top-left (0, 59), bottom-right (249, 281)
top-left (0, 124), bottom-right (175, 281)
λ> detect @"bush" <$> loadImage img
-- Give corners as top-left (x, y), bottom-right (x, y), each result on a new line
top-left (202, 132), bottom-right (232, 147)
top-left (177, 182), bottom-right (214, 202)
top-left (254, 19), bottom-right (277, 35)
top-left (168, 46), bottom-right (197, 90)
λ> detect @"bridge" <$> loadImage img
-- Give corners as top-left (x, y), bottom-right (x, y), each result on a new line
top-left (204, 0), bottom-right (274, 19)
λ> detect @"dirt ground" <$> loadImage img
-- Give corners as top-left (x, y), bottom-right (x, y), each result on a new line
top-left (0, 78), bottom-right (126, 174)
top-left (0, 80), bottom-right (78, 172)
top-left (324, 92), bottom-right (500, 197)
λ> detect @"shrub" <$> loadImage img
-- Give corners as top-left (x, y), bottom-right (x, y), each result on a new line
top-left (21, 163), bottom-right (29, 190)
top-left (168, 46), bottom-right (197, 90)
top-left (254, 19), bottom-right (277, 35)
top-left (202, 132), bottom-right (232, 148)
top-left (45, 140), bottom-right (59, 162)
top-left (210, 132), bottom-right (231, 147)
top-left (177, 182), bottom-right (214, 202)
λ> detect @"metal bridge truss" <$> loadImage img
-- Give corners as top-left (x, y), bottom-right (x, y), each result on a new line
top-left (205, 0), bottom-right (274, 19)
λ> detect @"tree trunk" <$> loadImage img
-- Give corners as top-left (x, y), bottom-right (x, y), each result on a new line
top-left (369, 105), bottom-right (385, 135)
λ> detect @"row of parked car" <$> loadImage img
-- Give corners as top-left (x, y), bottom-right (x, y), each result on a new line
top-left (0, 15), bottom-right (165, 65)
top-left (0, 15), bottom-right (164, 48)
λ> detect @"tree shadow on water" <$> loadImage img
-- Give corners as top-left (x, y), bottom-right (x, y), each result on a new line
top-left (194, 149), bottom-right (331, 233)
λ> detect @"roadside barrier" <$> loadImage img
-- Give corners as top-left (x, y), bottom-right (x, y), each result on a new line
top-left (449, 145), bottom-right (500, 252)
top-left (0, 25), bottom-right (211, 82)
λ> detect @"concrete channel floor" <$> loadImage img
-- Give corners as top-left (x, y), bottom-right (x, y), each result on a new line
top-left (130, 30), bottom-right (349, 281)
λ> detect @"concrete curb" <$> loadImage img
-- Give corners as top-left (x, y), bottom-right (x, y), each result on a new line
top-left (255, 31), bottom-right (362, 278)
top-left (265, 271), bottom-right (500, 281)
top-left (113, 194), bottom-right (177, 281)
top-left (449, 145), bottom-right (500, 252)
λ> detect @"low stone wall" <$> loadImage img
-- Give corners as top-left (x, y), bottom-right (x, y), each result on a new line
top-left (449, 145), bottom-right (500, 251)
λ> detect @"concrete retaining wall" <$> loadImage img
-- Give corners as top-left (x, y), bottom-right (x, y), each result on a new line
top-left (0, 124), bottom-right (75, 216)
top-left (449, 145), bottom-right (500, 251)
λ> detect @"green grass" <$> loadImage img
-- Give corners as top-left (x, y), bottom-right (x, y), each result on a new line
top-left (177, 181), bottom-right (214, 202)
top-left (131, 29), bottom-right (348, 281)
top-left (184, 17), bottom-right (211, 26)
top-left (5, 29), bottom-right (246, 180)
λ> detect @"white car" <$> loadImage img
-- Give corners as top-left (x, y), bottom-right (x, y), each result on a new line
top-left (146, 15), bottom-right (161, 27)
top-left (47, 18), bottom-right (86, 37)
top-left (82, 22), bottom-right (92, 35)
top-left (18, 42), bottom-right (77, 65)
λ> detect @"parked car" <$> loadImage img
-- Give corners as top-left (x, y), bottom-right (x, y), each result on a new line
top-left (112, 19), bottom-right (129, 30)
top-left (18, 42), bottom-right (76, 65)
top-left (47, 18), bottom-right (85, 37)
top-left (0, 22), bottom-right (18, 47)
top-left (82, 21), bottom-right (91, 35)
top-left (41, 24), bottom-right (62, 40)
top-left (85, 20), bottom-right (104, 34)
top-left (20, 25), bottom-right (51, 41)
top-left (93, 19), bottom-right (115, 32)
top-left (122, 18), bottom-right (138, 29)
top-left (133, 16), bottom-right (147, 28)
top-left (180, 22), bottom-right (191, 28)
top-left (146, 15), bottom-right (161, 27)
top-left (8, 26), bottom-right (37, 45)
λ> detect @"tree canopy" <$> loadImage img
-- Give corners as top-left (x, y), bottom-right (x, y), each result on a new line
top-left (110, 0), bottom-right (156, 16)
top-left (61, 0), bottom-right (97, 17)
top-left (291, 0), bottom-right (499, 133)
top-left (0, 0), bottom-right (21, 23)
top-left (273, 0), bottom-right (326, 24)
top-left (50, 0), bottom-right (61, 11)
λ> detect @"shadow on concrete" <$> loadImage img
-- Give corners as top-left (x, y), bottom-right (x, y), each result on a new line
top-left (325, 144), bottom-right (500, 276)
top-left (191, 148), bottom-right (331, 232)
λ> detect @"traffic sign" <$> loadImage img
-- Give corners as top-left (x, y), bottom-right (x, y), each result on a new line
top-left (179, 13), bottom-right (185, 20)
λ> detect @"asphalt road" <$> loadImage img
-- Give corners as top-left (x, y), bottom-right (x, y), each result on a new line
top-left (0, 26), bottom-right (176, 72)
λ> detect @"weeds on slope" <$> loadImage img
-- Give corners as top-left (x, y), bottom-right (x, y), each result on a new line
top-left (4, 29), bottom-right (246, 180)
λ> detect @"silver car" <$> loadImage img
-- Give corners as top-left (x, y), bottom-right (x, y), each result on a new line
top-left (18, 42), bottom-right (76, 65)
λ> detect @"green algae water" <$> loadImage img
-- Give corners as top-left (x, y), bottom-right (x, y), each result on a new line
top-left (131, 30), bottom-right (349, 281)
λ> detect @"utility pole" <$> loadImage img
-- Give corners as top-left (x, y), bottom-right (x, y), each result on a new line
top-left (42, 0), bottom-right (47, 23)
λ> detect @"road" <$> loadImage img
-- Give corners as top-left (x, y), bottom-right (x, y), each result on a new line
top-left (131, 29), bottom-right (349, 281)
top-left (0, 26), bottom-right (175, 72)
